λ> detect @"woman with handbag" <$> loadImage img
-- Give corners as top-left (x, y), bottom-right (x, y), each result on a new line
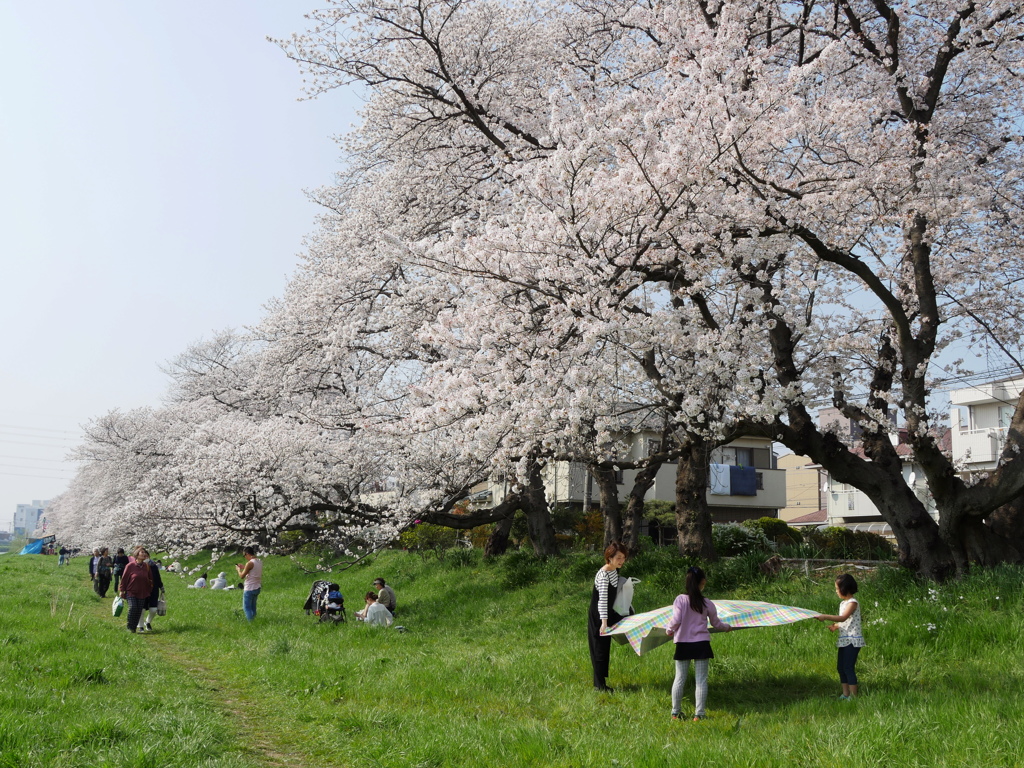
top-left (118, 547), bottom-right (153, 633)
top-left (588, 541), bottom-right (629, 693)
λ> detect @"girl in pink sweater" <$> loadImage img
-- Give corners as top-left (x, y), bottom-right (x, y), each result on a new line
top-left (665, 566), bottom-right (733, 721)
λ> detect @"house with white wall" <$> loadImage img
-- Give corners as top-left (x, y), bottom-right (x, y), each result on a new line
top-left (949, 377), bottom-right (1023, 471)
top-left (483, 432), bottom-right (786, 522)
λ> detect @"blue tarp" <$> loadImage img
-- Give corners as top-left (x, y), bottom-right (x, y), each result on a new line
top-left (729, 465), bottom-right (758, 496)
top-left (19, 539), bottom-right (44, 555)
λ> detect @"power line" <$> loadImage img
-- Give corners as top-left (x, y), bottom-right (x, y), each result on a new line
top-left (0, 463), bottom-right (75, 474)
top-left (0, 423), bottom-right (82, 435)
top-left (0, 439), bottom-right (77, 449)
top-left (0, 430), bottom-right (78, 443)
top-left (0, 470), bottom-right (72, 481)
top-left (0, 454), bottom-right (73, 464)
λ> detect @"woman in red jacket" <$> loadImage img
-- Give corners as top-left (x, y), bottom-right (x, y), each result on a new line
top-left (118, 547), bottom-right (153, 633)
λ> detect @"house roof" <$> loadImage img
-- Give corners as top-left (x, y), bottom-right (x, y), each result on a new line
top-left (787, 509), bottom-right (827, 525)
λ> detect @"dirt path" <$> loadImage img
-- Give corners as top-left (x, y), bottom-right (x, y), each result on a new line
top-left (99, 603), bottom-right (314, 768)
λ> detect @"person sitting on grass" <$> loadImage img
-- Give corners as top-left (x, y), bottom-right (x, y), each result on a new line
top-left (356, 591), bottom-right (393, 627)
top-left (188, 572), bottom-right (208, 589)
top-left (209, 572), bottom-right (228, 590)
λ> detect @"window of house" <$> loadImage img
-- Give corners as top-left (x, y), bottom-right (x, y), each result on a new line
top-left (756, 472), bottom-right (764, 491)
top-left (734, 447), bottom-right (754, 466)
top-left (648, 439), bottom-right (662, 457)
top-left (999, 406), bottom-right (1015, 429)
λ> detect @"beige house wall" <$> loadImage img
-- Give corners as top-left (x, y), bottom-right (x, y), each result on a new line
top-left (778, 454), bottom-right (822, 522)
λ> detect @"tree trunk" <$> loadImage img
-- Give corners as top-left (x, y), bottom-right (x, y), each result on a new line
top-left (985, 493), bottom-right (1024, 548)
top-left (622, 461), bottom-right (661, 553)
top-left (591, 465), bottom-right (622, 548)
top-left (674, 442), bottom-right (716, 561)
top-left (522, 454), bottom-right (560, 556)
top-left (484, 515), bottom-right (514, 558)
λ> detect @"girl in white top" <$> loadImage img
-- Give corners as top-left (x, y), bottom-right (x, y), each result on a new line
top-left (814, 573), bottom-right (866, 699)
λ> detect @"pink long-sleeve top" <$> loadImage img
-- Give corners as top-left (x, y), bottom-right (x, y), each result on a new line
top-left (665, 594), bottom-right (731, 643)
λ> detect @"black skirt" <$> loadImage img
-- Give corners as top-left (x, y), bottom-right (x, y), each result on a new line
top-left (673, 640), bottom-right (714, 661)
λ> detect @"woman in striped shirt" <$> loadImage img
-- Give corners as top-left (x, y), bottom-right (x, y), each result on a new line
top-left (588, 541), bottom-right (629, 692)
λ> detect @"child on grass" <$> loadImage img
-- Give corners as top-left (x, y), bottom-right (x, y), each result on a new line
top-left (665, 565), bottom-right (733, 721)
top-left (814, 573), bottom-right (865, 699)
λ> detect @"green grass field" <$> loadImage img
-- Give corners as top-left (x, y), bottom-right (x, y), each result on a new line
top-left (2, 547), bottom-right (1023, 767)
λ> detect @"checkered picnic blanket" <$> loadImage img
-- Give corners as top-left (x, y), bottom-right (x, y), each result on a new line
top-left (605, 600), bottom-right (819, 656)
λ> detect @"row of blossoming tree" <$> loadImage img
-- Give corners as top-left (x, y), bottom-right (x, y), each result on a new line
top-left (51, 0), bottom-right (1024, 579)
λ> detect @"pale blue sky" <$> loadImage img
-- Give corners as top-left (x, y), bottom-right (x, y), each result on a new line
top-left (0, 1), bottom-right (358, 531)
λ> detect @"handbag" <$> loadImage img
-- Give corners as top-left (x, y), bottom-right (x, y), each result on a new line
top-left (156, 595), bottom-right (167, 616)
top-left (612, 577), bottom-right (639, 616)
top-left (112, 596), bottom-right (124, 617)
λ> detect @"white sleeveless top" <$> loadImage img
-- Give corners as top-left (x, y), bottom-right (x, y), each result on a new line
top-left (244, 559), bottom-right (263, 591)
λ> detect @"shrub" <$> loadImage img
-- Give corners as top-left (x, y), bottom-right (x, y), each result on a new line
top-left (712, 523), bottom-right (773, 556)
top-left (804, 526), bottom-right (896, 560)
top-left (399, 524), bottom-right (459, 559)
top-left (742, 517), bottom-right (804, 545)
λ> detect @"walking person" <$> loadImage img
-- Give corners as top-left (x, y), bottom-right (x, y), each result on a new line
top-left (88, 549), bottom-right (101, 585)
top-left (666, 566), bottom-right (733, 721)
top-left (814, 573), bottom-right (866, 699)
top-left (58, 545), bottom-right (68, 566)
top-left (140, 553), bottom-right (164, 633)
top-left (94, 548), bottom-right (113, 598)
top-left (235, 547), bottom-right (262, 621)
top-left (118, 547), bottom-right (153, 633)
top-left (111, 548), bottom-right (130, 593)
top-left (588, 541), bottom-right (629, 693)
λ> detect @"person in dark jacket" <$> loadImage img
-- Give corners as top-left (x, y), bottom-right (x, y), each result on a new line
top-left (141, 556), bottom-right (164, 633)
top-left (112, 548), bottom-right (130, 593)
top-left (94, 548), bottom-right (113, 597)
top-left (88, 549), bottom-right (101, 583)
top-left (118, 547), bottom-right (153, 633)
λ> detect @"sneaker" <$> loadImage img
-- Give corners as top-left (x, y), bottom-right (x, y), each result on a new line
top-left (838, 695), bottom-right (849, 700)
top-left (693, 715), bottom-right (706, 722)
top-left (671, 714), bottom-right (682, 721)
top-left (145, 623), bottom-right (153, 632)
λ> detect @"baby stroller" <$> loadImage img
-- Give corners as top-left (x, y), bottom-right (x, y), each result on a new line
top-left (303, 580), bottom-right (346, 623)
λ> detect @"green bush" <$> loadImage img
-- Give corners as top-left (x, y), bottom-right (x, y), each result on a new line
top-left (711, 522), bottom-right (772, 556)
top-left (399, 523), bottom-right (459, 559)
top-left (742, 516), bottom-right (804, 545)
top-left (804, 526), bottom-right (896, 560)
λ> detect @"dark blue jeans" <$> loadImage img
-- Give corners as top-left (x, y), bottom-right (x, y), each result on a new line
top-left (243, 588), bottom-right (261, 621)
top-left (837, 645), bottom-right (861, 685)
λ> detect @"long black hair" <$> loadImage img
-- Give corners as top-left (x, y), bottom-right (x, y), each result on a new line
top-left (686, 566), bottom-right (706, 614)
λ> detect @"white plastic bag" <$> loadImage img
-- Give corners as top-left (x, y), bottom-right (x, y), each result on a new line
top-left (112, 596), bottom-right (124, 617)
top-left (612, 577), bottom-right (639, 615)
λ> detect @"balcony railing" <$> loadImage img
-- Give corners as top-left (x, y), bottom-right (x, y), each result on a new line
top-left (951, 427), bottom-right (1006, 465)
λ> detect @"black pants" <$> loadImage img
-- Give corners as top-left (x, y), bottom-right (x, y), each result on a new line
top-left (95, 572), bottom-right (111, 598)
top-left (837, 645), bottom-right (860, 685)
top-left (588, 627), bottom-right (612, 687)
top-left (125, 596), bottom-right (146, 632)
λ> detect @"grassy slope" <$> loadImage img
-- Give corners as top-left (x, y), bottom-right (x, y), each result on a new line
top-left (2, 548), bottom-right (1024, 768)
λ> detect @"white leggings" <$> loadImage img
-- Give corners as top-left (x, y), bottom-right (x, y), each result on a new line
top-left (671, 659), bottom-right (709, 717)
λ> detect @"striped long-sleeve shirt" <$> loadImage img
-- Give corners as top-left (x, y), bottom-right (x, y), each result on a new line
top-left (594, 567), bottom-right (620, 620)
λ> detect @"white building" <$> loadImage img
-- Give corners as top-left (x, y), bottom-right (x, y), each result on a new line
top-left (13, 499), bottom-right (51, 537)
top-left (484, 433), bottom-right (786, 522)
top-left (812, 377), bottom-right (1023, 536)
top-left (949, 377), bottom-right (1023, 470)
